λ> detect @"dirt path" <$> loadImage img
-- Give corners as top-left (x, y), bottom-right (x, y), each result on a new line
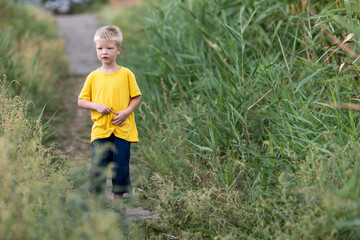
top-left (54, 14), bottom-right (99, 160)
top-left (57, 14), bottom-right (99, 75)
top-left (55, 12), bottom-right (154, 222)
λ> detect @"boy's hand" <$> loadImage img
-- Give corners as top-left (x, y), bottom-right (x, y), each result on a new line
top-left (95, 103), bottom-right (112, 115)
top-left (112, 110), bottom-right (130, 127)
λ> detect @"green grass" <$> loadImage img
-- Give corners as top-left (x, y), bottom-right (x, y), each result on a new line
top-left (107, 0), bottom-right (360, 238)
top-left (2, 0), bottom-right (360, 238)
top-left (0, 0), bottom-right (67, 111)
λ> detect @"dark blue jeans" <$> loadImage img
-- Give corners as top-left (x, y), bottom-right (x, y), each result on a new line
top-left (89, 134), bottom-right (131, 195)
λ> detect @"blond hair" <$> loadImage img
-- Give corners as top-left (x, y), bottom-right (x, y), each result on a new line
top-left (94, 25), bottom-right (123, 47)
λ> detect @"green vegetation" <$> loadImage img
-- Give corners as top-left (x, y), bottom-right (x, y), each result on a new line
top-left (108, 0), bottom-right (360, 238)
top-left (2, 0), bottom-right (360, 238)
top-left (0, 75), bottom-right (139, 239)
top-left (0, 0), bottom-right (67, 109)
top-left (0, 1), bottom-right (142, 239)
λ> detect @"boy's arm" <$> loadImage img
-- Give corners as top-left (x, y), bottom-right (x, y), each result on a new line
top-left (78, 98), bottom-right (112, 115)
top-left (112, 95), bottom-right (141, 126)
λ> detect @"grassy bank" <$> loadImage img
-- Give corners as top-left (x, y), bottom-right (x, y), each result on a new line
top-left (108, 0), bottom-right (360, 238)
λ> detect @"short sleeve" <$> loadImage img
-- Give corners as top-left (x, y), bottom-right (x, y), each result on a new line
top-left (128, 71), bottom-right (141, 98)
top-left (78, 74), bottom-right (92, 100)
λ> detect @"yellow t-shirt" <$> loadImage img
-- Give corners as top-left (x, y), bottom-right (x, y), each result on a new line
top-left (78, 67), bottom-right (141, 142)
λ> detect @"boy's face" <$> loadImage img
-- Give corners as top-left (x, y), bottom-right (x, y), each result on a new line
top-left (95, 39), bottom-right (121, 66)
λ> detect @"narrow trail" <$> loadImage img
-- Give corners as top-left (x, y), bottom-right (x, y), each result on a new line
top-left (55, 12), bottom-right (153, 222)
top-left (54, 14), bottom-right (98, 160)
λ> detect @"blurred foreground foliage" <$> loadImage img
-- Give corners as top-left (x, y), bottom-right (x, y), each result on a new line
top-left (0, 75), bottom-right (143, 239)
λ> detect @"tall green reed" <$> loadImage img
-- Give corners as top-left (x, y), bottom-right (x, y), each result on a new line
top-left (110, 0), bottom-right (360, 238)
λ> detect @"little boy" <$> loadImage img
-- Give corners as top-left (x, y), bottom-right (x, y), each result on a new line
top-left (78, 25), bottom-right (141, 201)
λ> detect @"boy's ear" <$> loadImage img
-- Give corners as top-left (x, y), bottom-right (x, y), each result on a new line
top-left (117, 46), bottom-right (122, 54)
